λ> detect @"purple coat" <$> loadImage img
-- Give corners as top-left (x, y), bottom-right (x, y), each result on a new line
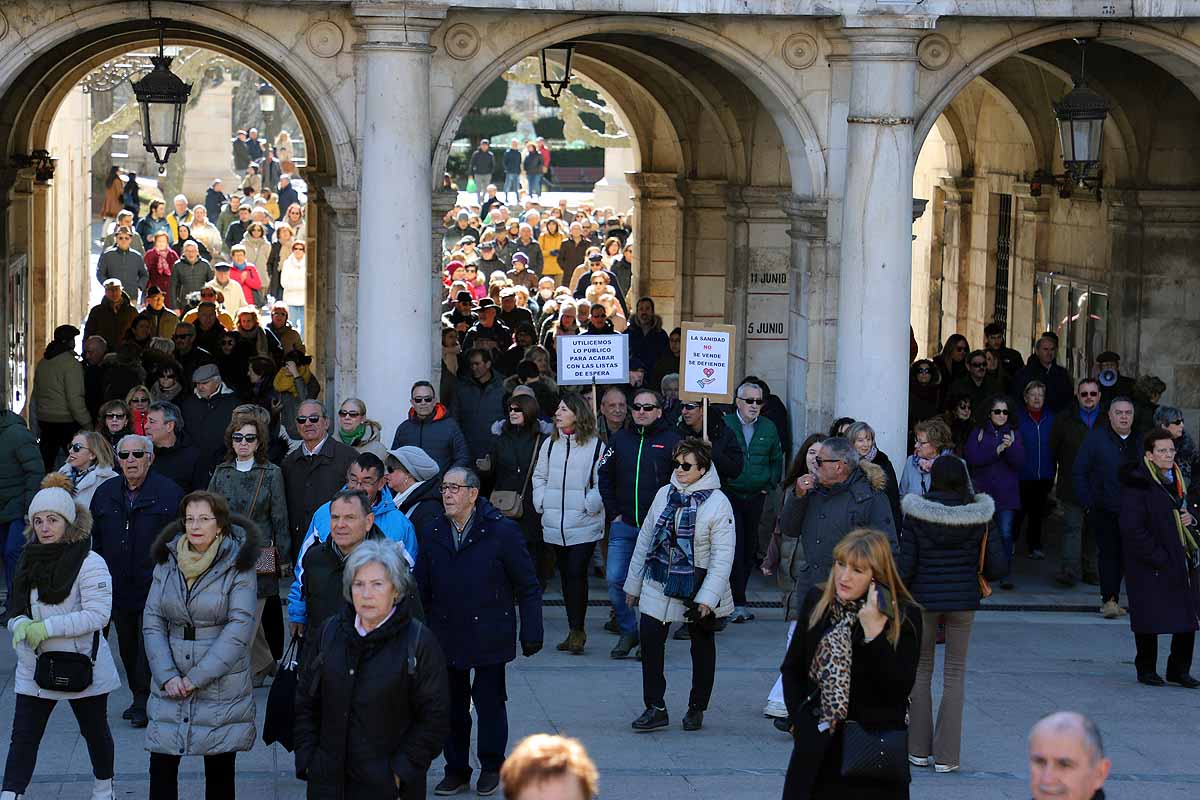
top-left (1118, 462), bottom-right (1200, 635)
top-left (964, 422), bottom-right (1025, 511)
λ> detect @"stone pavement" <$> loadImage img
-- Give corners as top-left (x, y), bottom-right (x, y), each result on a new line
top-left (1, 568), bottom-right (1198, 799)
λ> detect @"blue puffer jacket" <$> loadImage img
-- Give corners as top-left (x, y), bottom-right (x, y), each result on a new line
top-left (89, 471), bottom-right (185, 611)
top-left (1016, 408), bottom-right (1056, 481)
top-left (415, 499), bottom-right (543, 669)
top-left (598, 418), bottom-right (682, 527)
top-left (1073, 426), bottom-right (1140, 514)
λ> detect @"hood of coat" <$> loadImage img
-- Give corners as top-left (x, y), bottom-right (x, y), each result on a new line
top-left (859, 459), bottom-right (887, 492)
top-left (151, 511), bottom-right (262, 572)
top-left (0, 410), bottom-right (27, 434)
top-left (409, 403), bottom-right (450, 423)
top-left (901, 492), bottom-right (995, 526)
top-left (669, 461), bottom-right (722, 494)
top-left (23, 504), bottom-right (94, 545)
top-left (490, 418), bottom-right (555, 436)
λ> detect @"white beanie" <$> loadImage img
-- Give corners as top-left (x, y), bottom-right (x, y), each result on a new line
top-left (27, 487), bottom-right (77, 524)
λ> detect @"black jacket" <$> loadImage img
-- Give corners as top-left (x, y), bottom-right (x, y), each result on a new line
top-left (1010, 360), bottom-right (1073, 413)
top-left (1049, 404), bottom-right (1104, 505)
top-left (295, 606), bottom-right (450, 800)
top-left (598, 417), bottom-right (682, 527)
top-left (675, 412), bottom-right (744, 486)
top-left (150, 435), bottom-right (208, 493)
top-left (282, 437), bottom-right (359, 555)
top-left (299, 526), bottom-right (386, 644)
top-left (899, 492), bottom-right (1007, 611)
top-left (179, 387), bottom-right (241, 482)
top-left (90, 472), bottom-right (185, 610)
top-left (396, 477), bottom-right (444, 554)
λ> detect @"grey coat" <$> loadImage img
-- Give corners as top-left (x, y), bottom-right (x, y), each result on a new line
top-left (208, 461), bottom-right (290, 597)
top-left (143, 516), bottom-right (259, 756)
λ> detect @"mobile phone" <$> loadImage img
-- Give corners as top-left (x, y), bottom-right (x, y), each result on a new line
top-left (875, 583), bottom-right (895, 620)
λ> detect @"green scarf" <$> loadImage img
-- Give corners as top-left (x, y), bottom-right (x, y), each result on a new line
top-left (11, 537), bottom-right (92, 620)
top-left (338, 424), bottom-right (365, 446)
top-left (1144, 457), bottom-right (1200, 562)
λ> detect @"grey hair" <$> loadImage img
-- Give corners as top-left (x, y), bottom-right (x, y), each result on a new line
top-left (148, 400), bottom-right (184, 433)
top-left (340, 396), bottom-right (367, 416)
top-left (1154, 405), bottom-right (1184, 426)
top-left (661, 373), bottom-right (680, 390)
top-left (342, 540), bottom-right (416, 604)
top-left (845, 421), bottom-right (875, 445)
top-left (297, 398), bottom-right (326, 417)
top-left (444, 466), bottom-right (481, 489)
top-left (116, 434), bottom-right (154, 455)
top-left (1030, 711), bottom-right (1106, 765)
top-left (820, 436), bottom-right (859, 470)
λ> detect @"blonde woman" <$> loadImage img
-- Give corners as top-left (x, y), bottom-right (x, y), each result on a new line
top-left (58, 431), bottom-right (118, 508)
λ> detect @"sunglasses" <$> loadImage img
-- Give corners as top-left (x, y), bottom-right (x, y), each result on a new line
top-left (969, 362), bottom-right (987, 368)
top-left (508, 406), bottom-right (524, 413)
top-left (337, 410), bottom-right (363, 418)
top-left (991, 409), bottom-right (1010, 416)
top-left (672, 460), bottom-right (698, 472)
top-left (1170, 419), bottom-right (1185, 426)
top-left (296, 414), bottom-right (322, 424)
top-left (680, 402), bottom-right (700, 411)
top-left (1078, 391), bottom-right (1099, 397)
top-left (69, 443), bottom-right (89, 453)
top-left (738, 397), bottom-right (764, 405)
top-left (130, 397), bottom-right (149, 404)
top-left (815, 457), bottom-right (843, 465)
top-left (915, 368), bottom-right (932, 374)
top-left (631, 403), bottom-right (659, 412)
top-left (231, 433), bottom-right (258, 443)
top-left (117, 450), bottom-right (147, 460)
top-left (104, 413), bottom-right (127, 420)
top-left (412, 396), bottom-right (435, 404)
top-left (440, 483), bottom-right (470, 495)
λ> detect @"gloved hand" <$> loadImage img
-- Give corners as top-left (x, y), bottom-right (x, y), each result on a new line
top-left (10, 617), bottom-right (32, 648)
top-left (24, 622), bottom-right (49, 649)
top-left (521, 641), bottom-right (543, 658)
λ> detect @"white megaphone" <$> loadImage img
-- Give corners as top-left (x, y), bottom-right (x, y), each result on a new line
top-left (1098, 368), bottom-right (1118, 388)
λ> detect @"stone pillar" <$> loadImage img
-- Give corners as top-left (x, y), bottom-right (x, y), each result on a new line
top-left (782, 194), bottom-right (831, 450)
top-left (430, 189), bottom-right (457, 387)
top-left (680, 179), bottom-right (728, 328)
top-left (1011, 184), bottom-right (1050, 353)
top-left (938, 177), bottom-right (974, 343)
top-left (319, 185), bottom-right (359, 403)
top-left (832, 18), bottom-right (927, 458)
top-left (626, 172), bottom-right (684, 326)
top-left (351, 2), bottom-right (445, 436)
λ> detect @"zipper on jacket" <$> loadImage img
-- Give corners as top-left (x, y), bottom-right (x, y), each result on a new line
top-left (634, 430), bottom-right (646, 525)
top-left (560, 436), bottom-right (570, 545)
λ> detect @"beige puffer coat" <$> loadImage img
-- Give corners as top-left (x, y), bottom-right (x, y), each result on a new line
top-left (532, 431), bottom-right (605, 546)
top-left (142, 515), bottom-right (259, 756)
top-left (624, 466), bottom-right (736, 622)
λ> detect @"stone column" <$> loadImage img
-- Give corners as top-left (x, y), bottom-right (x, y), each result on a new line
top-left (832, 18), bottom-right (928, 457)
top-left (782, 194), bottom-right (831, 450)
top-left (626, 172), bottom-right (684, 325)
top-left (430, 189), bottom-right (458, 387)
top-left (1011, 183), bottom-right (1050, 353)
top-left (320, 185), bottom-right (360, 403)
top-left (351, 2), bottom-right (445, 435)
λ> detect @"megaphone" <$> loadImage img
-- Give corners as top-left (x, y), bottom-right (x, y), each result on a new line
top-left (1098, 368), bottom-right (1118, 388)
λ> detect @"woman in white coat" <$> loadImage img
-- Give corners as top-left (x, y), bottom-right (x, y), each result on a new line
top-left (624, 437), bottom-right (734, 733)
top-left (3, 474), bottom-right (120, 800)
top-left (532, 392), bottom-right (605, 655)
top-left (58, 431), bottom-right (118, 508)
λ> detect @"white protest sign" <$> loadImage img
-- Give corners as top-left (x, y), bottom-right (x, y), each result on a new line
top-left (679, 322), bottom-right (737, 403)
top-left (555, 333), bottom-right (630, 386)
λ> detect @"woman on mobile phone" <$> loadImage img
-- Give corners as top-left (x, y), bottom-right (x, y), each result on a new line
top-left (780, 529), bottom-right (921, 800)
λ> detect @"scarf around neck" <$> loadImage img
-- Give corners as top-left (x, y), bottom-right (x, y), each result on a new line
top-left (176, 534), bottom-right (224, 588)
top-left (338, 424), bottom-right (366, 446)
top-left (1144, 457), bottom-right (1199, 562)
top-left (809, 596), bottom-right (866, 727)
top-left (643, 485), bottom-right (714, 599)
top-left (11, 537), bottom-right (92, 620)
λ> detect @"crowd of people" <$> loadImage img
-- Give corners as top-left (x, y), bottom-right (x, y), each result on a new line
top-left (463, 137), bottom-right (554, 205)
top-left (0, 178), bottom-right (1191, 799)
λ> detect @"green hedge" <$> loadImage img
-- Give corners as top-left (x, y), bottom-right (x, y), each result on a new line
top-left (477, 77), bottom-right (508, 109)
top-left (550, 148), bottom-right (604, 168)
top-left (457, 112), bottom-right (517, 146)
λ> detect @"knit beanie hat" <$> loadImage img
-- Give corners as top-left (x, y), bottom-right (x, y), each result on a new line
top-left (26, 473), bottom-right (78, 524)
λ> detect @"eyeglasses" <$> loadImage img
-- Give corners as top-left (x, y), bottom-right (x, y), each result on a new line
top-left (231, 433), bottom-right (258, 443)
top-left (991, 409), bottom-right (1010, 417)
top-left (130, 397), bottom-right (149, 405)
top-left (1078, 391), bottom-right (1099, 397)
top-left (672, 460), bottom-right (698, 472)
top-left (337, 410), bottom-right (363, 418)
top-left (631, 403), bottom-right (659, 412)
top-left (815, 457), bottom-right (843, 465)
top-left (117, 450), bottom-right (147, 460)
top-left (185, 515), bottom-right (215, 526)
top-left (738, 397), bottom-right (764, 405)
top-left (104, 413), bottom-right (127, 420)
top-left (412, 396), bottom-right (435, 404)
top-left (1169, 419), bottom-right (1185, 426)
top-left (69, 443), bottom-right (89, 453)
top-left (680, 402), bottom-right (700, 411)
top-left (440, 483), bottom-right (472, 495)
top-left (295, 414), bottom-right (322, 424)
top-left (915, 368), bottom-right (932, 375)
top-left (969, 362), bottom-right (987, 369)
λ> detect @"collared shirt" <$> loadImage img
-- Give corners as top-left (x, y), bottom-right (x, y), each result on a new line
top-left (355, 605), bottom-right (397, 637)
top-left (302, 436), bottom-right (329, 458)
top-left (736, 409), bottom-right (756, 448)
top-left (450, 511), bottom-right (475, 551)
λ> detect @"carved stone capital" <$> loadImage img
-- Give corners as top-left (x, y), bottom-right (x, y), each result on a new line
top-left (780, 194), bottom-right (828, 241)
top-left (351, 1), bottom-right (447, 52)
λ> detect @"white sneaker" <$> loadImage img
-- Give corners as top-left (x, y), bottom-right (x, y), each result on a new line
top-left (763, 699), bottom-right (788, 718)
top-left (908, 754), bottom-right (933, 767)
top-left (1101, 600), bottom-right (1122, 619)
top-left (2, 791), bottom-right (23, 800)
top-left (934, 763), bottom-right (959, 773)
top-left (91, 778), bottom-right (114, 800)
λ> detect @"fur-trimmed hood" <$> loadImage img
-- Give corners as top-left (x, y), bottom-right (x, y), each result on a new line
top-left (151, 511), bottom-right (261, 572)
top-left (901, 492), bottom-right (995, 526)
top-left (859, 459), bottom-right (888, 492)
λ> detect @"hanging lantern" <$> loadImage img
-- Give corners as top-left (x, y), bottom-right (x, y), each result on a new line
top-left (130, 20), bottom-right (193, 167)
top-left (1052, 39), bottom-right (1109, 188)
top-left (539, 44), bottom-right (575, 100)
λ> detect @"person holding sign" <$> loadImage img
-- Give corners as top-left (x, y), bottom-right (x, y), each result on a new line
top-left (722, 380), bottom-right (783, 623)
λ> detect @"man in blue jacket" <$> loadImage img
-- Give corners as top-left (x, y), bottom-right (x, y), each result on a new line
top-left (1072, 397), bottom-right (1138, 619)
top-left (416, 467), bottom-right (542, 798)
top-left (89, 433), bottom-right (184, 728)
top-left (598, 389), bottom-right (681, 658)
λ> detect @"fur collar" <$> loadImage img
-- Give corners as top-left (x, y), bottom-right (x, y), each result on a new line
top-left (152, 511), bottom-right (261, 572)
top-left (901, 492), bottom-right (995, 526)
top-left (858, 460), bottom-right (887, 491)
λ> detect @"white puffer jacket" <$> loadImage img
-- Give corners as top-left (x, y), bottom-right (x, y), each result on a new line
top-left (624, 466), bottom-right (736, 622)
top-left (532, 431), bottom-right (605, 546)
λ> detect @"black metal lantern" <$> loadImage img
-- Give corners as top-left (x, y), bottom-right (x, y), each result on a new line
top-left (539, 43), bottom-right (575, 99)
top-left (1052, 39), bottom-right (1109, 188)
top-left (130, 20), bottom-right (192, 167)
top-left (257, 81), bottom-right (277, 114)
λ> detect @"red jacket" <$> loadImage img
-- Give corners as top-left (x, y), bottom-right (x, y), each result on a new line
top-left (143, 248), bottom-right (179, 305)
top-left (230, 263), bottom-right (263, 305)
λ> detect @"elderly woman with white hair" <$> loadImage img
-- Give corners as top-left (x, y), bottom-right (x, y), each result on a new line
top-left (1154, 405), bottom-right (1197, 484)
top-left (295, 540), bottom-right (451, 800)
top-left (3, 475), bottom-right (120, 800)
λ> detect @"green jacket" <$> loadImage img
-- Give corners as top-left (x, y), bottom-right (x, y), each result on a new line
top-left (723, 412), bottom-right (782, 496)
top-left (0, 411), bottom-right (45, 523)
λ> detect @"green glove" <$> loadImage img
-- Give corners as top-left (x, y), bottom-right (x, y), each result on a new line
top-left (23, 622), bottom-right (49, 650)
top-left (10, 618), bottom-right (30, 648)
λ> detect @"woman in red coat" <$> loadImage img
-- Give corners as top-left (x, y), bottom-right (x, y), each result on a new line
top-left (144, 231), bottom-right (179, 306)
top-left (1118, 427), bottom-right (1200, 687)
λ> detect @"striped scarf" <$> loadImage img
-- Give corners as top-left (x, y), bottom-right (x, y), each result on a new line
top-left (1145, 457), bottom-right (1199, 563)
top-left (643, 486), bottom-right (713, 599)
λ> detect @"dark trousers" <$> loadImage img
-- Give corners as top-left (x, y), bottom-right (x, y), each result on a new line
top-left (781, 717), bottom-right (834, 800)
top-left (264, 594), bottom-right (284, 659)
top-left (3, 693), bottom-right (113, 793)
top-left (551, 541), bottom-right (596, 631)
top-left (444, 664), bottom-right (508, 776)
top-left (728, 492), bottom-right (766, 605)
top-left (111, 606), bottom-right (150, 705)
top-left (1015, 478), bottom-right (1054, 552)
top-left (38, 420), bottom-right (81, 472)
top-left (638, 615), bottom-right (716, 710)
top-left (1135, 632), bottom-right (1195, 678)
top-left (1088, 510), bottom-right (1124, 603)
top-left (149, 751), bottom-right (236, 800)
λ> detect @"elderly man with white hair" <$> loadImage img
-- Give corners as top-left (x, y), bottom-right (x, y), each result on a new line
top-left (88, 433), bottom-right (184, 728)
top-left (1028, 711), bottom-right (1111, 800)
top-left (188, 204), bottom-right (223, 259)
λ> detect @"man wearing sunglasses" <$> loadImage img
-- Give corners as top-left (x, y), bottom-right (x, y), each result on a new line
top-left (1049, 379), bottom-right (1105, 587)
top-left (675, 398), bottom-right (744, 485)
top-left (89, 433), bottom-right (184, 728)
top-left (391, 381), bottom-right (471, 473)
top-left (598, 390), bottom-right (682, 658)
top-left (948, 349), bottom-right (1003, 412)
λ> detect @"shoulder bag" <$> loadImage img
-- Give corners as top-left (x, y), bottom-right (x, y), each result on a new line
top-left (246, 468), bottom-right (278, 576)
top-left (490, 435), bottom-right (542, 519)
top-left (977, 523), bottom-right (992, 599)
top-left (839, 719), bottom-right (911, 783)
top-left (34, 630), bottom-right (100, 693)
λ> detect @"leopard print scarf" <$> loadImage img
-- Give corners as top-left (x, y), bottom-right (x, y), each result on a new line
top-left (809, 596), bottom-right (865, 727)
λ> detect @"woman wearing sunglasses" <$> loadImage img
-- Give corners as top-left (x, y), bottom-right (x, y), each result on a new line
top-left (623, 438), bottom-right (735, 733)
top-left (57, 431), bottom-right (117, 508)
top-left (964, 393), bottom-right (1025, 589)
top-left (97, 399), bottom-right (132, 451)
top-left (333, 397), bottom-right (388, 460)
top-left (208, 412), bottom-right (290, 687)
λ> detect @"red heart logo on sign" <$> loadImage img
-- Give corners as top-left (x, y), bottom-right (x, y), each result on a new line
top-left (703, 368), bottom-right (715, 378)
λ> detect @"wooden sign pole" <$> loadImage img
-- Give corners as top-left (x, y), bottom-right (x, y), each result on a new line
top-left (702, 396), bottom-right (709, 442)
top-left (591, 375), bottom-right (598, 422)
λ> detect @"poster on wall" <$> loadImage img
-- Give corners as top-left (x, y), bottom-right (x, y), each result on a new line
top-left (556, 333), bottom-right (630, 386)
top-left (679, 322), bottom-right (737, 404)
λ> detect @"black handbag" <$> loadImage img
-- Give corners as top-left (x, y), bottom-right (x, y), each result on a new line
top-left (263, 637), bottom-right (301, 752)
top-left (682, 567), bottom-right (720, 633)
top-left (34, 630), bottom-right (99, 693)
top-left (838, 719), bottom-right (911, 783)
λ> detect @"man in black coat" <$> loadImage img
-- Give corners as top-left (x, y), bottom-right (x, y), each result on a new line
top-left (1011, 335), bottom-right (1073, 413)
top-left (415, 468), bottom-right (542, 797)
top-left (1049, 379), bottom-right (1105, 586)
top-left (282, 399), bottom-right (358, 558)
top-left (384, 446), bottom-right (444, 550)
top-left (676, 399), bottom-right (744, 484)
top-left (178, 364), bottom-right (241, 483)
top-left (144, 401), bottom-right (206, 492)
top-left (984, 321), bottom-right (1024, 379)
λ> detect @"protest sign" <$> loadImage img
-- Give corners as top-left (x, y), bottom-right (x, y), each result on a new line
top-left (556, 333), bottom-right (630, 386)
top-left (679, 322), bottom-right (737, 404)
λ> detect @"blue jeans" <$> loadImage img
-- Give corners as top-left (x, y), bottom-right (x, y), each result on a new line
top-left (607, 520), bottom-right (640, 635)
top-left (3, 518), bottom-right (25, 601)
top-left (288, 305), bottom-right (304, 338)
top-left (993, 509), bottom-right (1016, 561)
top-left (503, 173), bottom-right (521, 201)
top-left (528, 173), bottom-right (542, 197)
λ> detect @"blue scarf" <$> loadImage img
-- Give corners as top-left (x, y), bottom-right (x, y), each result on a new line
top-left (643, 486), bottom-right (713, 598)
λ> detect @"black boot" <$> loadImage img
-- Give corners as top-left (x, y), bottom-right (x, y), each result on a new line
top-left (682, 706), bottom-right (704, 731)
top-left (610, 632), bottom-right (639, 659)
top-left (1166, 671), bottom-right (1200, 688)
top-left (631, 706), bottom-right (668, 731)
